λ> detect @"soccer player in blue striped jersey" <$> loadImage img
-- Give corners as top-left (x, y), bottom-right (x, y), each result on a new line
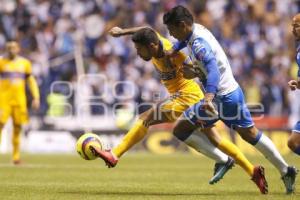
top-left (163, 5), bottom-right (297, 194)
top-left (288, 13), bottom-right (300, 155)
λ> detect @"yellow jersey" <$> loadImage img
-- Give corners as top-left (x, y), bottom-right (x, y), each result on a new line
top-left (0, 56), bottom-right (33, 107)
top-left (151, 33), bottom-right (198, 94)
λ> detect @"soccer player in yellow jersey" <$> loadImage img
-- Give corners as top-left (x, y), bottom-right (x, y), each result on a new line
top-left (0, 41), bottom-right (40, 164)
top-left (91, 27), bottom-right (264, 186)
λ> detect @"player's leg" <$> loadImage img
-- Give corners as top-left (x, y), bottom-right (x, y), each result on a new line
top-left (173, 116), bottom-right (229, 164)
top-left (204, 126), bottom-right (268, 193)
top-left (202, 126), bottom-right (269, 194)
top-left (224, 87), bottom-right (295, 193)
top-left (287, 121), bottom-right (300, 155)
top-left (174, 102), bottom-right (237, 184)
top-left (185, 99), bottom-right (255, 178)
top-left (173, 117), bottom-right (234, 184)
top-left (182, 99), bottom-right (267, 193)
top-left (12, 123), bottom-right (22, 164)
top-left (236, 126), bottom-right (289, 175)
top-left (112, 106), bottom-right (168, 158)
top-left (93, 103), bottom-right (229, 168)
top-left (203, 127), bottom-right (254, 177)
top-left (165, 91), bottom-right (231, 165)
top-left (11, 106), bottom-right (27, 165)
top-left (236, 126), bottom-right (297, 194)
top-left (90, 105), bottom-right (173, 167)
top-left (160, 92), bottom-right (237, 183)
top-left (0, 105), bottom-right (11, 144)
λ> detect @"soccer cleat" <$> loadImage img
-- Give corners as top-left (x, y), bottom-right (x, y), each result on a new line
top-left (89, 146), bottom-right (118, 168)
top-left (281, 166), bottom-right (298, 194)
top-left (251, 166), bottom-right (268, 194)
top-left (209, 157), bottom-right (235, 184)
top-left (13, 160), bottom-right (22, 165)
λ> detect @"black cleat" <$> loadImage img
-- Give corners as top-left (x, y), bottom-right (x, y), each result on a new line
top-left (209, 157), bottom-right (235, 184)
top-left (281, 166), bottom-right (298, 194)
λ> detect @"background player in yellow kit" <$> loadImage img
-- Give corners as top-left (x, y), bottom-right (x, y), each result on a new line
top-left (0, 41), bottom-right (40, 164)
top-left (90, 27), bottom-right (267, 189)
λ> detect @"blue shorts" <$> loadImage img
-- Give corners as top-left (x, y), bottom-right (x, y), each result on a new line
top-left (293, 121), bottom-right (300, 133)
top-left (184, 87), bottom-right (254, 129)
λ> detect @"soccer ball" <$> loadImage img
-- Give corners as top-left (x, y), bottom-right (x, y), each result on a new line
top-left (76, 133), bottom-right (103, 160)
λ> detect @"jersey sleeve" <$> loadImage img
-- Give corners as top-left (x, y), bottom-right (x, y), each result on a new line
top-left (192, 38), bottom-right (215, 64)
top-left (192, 38), bottom-right (220, 94)
top-left (25, 59), bottom-right (32, 78)
top-left (172, 41), bottom-right (187, 51)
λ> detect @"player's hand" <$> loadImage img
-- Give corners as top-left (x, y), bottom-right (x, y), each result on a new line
top-left (108, 27), bottom-right (124, 37)
top-left (288, 80), bottom-right (300, 91)
top-left (32, 99), bottom-right (40, 111)
top-left (201, 94), bottom-right (218, 117)
top-left (181, 63), bottom-right (197, 79)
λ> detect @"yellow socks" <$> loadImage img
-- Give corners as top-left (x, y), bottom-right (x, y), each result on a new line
top-left (217, 138), bottom-right (254, 176)
top-left (12, 129), bottom-right (21, 161)
top-left (113, 119), bottom-right (148, 158)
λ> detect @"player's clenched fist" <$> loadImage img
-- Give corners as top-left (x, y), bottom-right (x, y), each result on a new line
top-left (288, 79), bottom-right (300, 91)
top-left (108, 27), bottom-right (124, 37)
top-left (32, 99), bottom-right (40, 111)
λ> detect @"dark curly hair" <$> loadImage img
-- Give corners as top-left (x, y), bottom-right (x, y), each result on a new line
top-left (131, 28), bottom-right (159, 46)
top-left (163, 5), bottom-right (194, 26)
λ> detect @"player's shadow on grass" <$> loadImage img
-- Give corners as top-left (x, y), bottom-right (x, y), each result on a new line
top-left (60, 190), bottom-right (293, 196)
top-left (60, 190), bottom-right (217, 196)
top-left (60, 190), bottom-right (276, 196)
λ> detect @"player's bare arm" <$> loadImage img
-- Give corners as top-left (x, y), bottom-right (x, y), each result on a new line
top-left (26, 73), bottom-right (40, 111)
top-left (109, 26), bottom-right (151, 37)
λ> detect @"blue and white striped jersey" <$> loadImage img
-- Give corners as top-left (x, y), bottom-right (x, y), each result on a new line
top-left (174, 23), bottom-right (239, 96)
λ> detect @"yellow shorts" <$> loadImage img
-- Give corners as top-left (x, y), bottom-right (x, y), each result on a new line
top-left (0, 104), bottom-right (28, 125)
top-left (158, 83), bottom-right (204, 121)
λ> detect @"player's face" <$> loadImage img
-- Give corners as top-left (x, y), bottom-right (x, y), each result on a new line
top-left (166, 23), bottom-right (188, 41)
top-left (292, 21), bottom-right (300, 39)
top-left (134, 43), bottom-right (152, 61)
top-left (6, 42), bottom-right (20, 58)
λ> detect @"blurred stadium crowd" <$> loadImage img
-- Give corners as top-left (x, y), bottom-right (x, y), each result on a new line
top-left (0, 0), bottom-right (300, 125)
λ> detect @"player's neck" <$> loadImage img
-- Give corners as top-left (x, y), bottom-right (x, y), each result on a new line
top-left (155, 41), bottom-right (164, 58)
top-left (182, 25), bottom-right (194, 43)
top-left (6, 53), bottom-right (18, 60)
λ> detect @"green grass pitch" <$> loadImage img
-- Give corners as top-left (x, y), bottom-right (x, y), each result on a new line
top-left (0, 153), bottom-right (299, 200)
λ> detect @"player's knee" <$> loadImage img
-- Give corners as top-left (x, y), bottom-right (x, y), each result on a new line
top-left (173, 125), bottom-right (184, 141)
top-left (139, 109), bottom-right (154, 123)
top-left (287, 137), bottom-right (298, 152)
top-left (236, 126), bottom-right (258, 144)
top-left (239, 133), bottom-right (253, 143)
top-left (173, 122), bottom-right (193, 141)
top-left (13, 124), bottom-right (22, 134)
